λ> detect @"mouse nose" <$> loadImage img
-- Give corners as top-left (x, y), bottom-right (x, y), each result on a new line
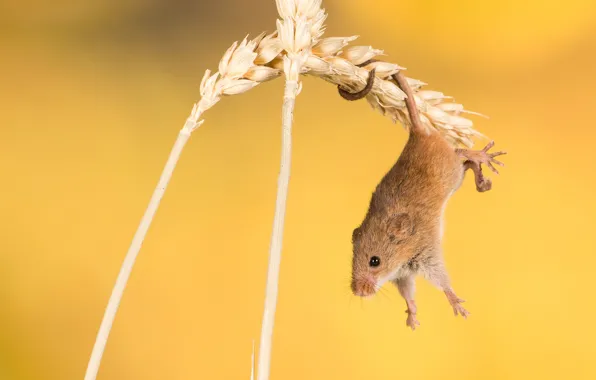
top-left (351, 277), bottom-right (377, 298)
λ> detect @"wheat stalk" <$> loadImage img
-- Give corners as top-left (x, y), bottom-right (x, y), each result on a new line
top-left (83, 33), bottom-right (283, 380)
top-left (255, 2), bottom-right (327, 380)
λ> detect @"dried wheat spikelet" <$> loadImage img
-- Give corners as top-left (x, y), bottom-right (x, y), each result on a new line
top-left (274, 0), bottom-right (327, 86)
top-left (186, 32), bottom-right (283, 132)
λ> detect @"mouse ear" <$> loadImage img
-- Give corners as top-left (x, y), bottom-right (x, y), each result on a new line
top-left (386, 213), bottom-right (413, 239)
top-left (352, 226), bottom-right (362, 243)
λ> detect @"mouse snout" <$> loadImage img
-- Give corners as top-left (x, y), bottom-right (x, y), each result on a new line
top-left (351, 276), bottom-right (378, 298)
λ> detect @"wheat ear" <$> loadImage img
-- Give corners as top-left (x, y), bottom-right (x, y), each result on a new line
top-left (83, 34), bottom-right (282, 380)
top-left (298, 37), bottom-right (487, 147)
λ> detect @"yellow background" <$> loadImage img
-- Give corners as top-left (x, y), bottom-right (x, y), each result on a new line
top-left (2, 0), bottom-right (596, 379)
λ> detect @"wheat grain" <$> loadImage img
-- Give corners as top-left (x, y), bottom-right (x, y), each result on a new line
top-left (312, 35), bottom-right (358, 56)
top-left (339, 45), bottom-right (385, 66)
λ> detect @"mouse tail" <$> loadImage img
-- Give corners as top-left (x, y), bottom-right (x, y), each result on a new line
top-left (389, 71), bottom-right (485, 147)
top-left (391, 71), bottom-right (427, 137)
top-left (330, 56), bottom-right (486, 148)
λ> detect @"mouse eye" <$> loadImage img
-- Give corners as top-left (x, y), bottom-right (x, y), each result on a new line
top-left (369, 256), bottom-right (381, 267)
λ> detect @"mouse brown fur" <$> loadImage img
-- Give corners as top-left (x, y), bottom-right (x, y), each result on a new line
top-left (349, 68), bottom-right (506, 330)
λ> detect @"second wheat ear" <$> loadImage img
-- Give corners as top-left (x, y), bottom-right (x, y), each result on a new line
top-left (84, 1), bottom-right (499, 380)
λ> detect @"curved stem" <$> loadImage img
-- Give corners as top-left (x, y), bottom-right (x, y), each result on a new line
top-left (84, 122), bottom-right (195, 380)
top-left (256, 79), bottom-right (298, 380)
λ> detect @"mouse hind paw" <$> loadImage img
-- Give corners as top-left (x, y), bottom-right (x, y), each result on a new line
top-left (405, 310), bottom-right (421, 330)
top-left (444, 290), bottom-right (470, 319)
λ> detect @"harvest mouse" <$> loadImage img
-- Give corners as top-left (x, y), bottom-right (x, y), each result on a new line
top-left (340, 63), bottom-right (506, 330)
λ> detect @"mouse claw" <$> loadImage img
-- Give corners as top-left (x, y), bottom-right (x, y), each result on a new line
top-left (482, 140), bottom-right (495, 152)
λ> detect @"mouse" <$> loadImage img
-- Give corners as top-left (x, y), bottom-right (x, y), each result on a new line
top-left (341, 63), bottom-right (506, 330)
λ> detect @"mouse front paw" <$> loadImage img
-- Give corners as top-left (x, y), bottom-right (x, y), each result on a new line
top-left (444, 291), bottom-right (470, 319)
top-left (405, 310), bottom-right (421, 330)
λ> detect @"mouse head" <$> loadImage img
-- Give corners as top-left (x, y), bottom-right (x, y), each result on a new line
top-left (351, 212), bottom-right (416, 297)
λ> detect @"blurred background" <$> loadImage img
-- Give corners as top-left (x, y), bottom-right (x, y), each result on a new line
top-left (1, 0), bottom-right (595, 379)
